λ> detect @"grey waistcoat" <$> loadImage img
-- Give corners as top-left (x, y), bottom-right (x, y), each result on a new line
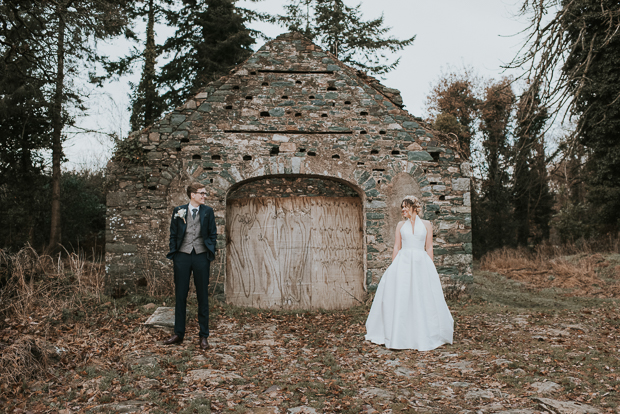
top-left (178, 208), bottom-right (207, 254)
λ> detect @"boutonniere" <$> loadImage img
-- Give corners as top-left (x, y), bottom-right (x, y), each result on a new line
top-left (175, 208), bottom-right (187, 223)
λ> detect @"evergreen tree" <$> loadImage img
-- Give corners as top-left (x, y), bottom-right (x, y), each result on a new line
top-left (513, 81), bottom-right (553, 246)
top-left (0, 2), bottom-right (53, 248)
top-left (0, 0), bottom-right (129, 252)
top-left (476, 78), bottom-right (516, 255)
top-left (279, 0), bottom-right (414, 75)
top-left (509, 0), bottom-right (620, 234)
top-left (130, 0), bottom-right (168, 131)
top-left (102, 0), bottom-right (170, 132)
top-left (561, 0), bottom-right (620, 232)
top-left (159, 0), bottom-right (256, 109)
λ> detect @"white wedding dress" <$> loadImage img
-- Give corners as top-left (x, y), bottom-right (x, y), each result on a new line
top-left (365, 215), bottom-right (454, 351)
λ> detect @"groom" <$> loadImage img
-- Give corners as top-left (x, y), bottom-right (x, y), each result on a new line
top-left (164, 182), bottom-right (217, 350)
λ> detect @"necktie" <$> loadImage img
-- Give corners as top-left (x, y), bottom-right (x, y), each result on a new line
top-left (192, 209), bottom-right (197, 219)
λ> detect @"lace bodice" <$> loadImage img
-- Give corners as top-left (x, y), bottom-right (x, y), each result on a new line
top-left (400, 216), bottom-right (427, 250)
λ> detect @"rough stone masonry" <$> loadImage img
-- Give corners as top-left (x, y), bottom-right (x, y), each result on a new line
top-left (105, 32), bottom-right (472, 308)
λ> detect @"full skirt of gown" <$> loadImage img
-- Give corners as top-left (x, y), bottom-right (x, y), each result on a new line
top-left (365, 216), bottom-right (454, 351)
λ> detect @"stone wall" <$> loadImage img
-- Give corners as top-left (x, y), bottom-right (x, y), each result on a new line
top-left (105, 32), bottom-right (472, 300)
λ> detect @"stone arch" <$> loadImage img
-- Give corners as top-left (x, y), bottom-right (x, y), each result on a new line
top-left (224, 174), bottom-right (366, 309)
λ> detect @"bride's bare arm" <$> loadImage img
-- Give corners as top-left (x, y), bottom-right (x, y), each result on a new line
top-left (424, 221), bottom-right (434, 261)
top-left (392, 221), bottom-right (404, 261)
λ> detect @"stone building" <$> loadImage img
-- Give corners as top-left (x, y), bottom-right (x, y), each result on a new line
top-left (105, 32), bottom-right (472, 309)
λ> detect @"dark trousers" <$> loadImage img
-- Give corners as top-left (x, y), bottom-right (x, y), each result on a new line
top-left (172, 250), bottom-right (210, 339)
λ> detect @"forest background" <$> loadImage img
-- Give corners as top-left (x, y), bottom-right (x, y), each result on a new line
top-left (1, 0), bottom-right (619, 259)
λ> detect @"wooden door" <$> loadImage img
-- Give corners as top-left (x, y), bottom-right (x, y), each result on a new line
top-left (226, 196), bottom-right (364, 309)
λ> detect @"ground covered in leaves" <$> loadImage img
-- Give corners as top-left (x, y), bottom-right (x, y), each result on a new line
top-left (2, 255), bottom-right (620, 413)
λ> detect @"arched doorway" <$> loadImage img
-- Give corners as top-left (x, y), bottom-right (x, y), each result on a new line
top-left (225, 175), bottom-right (365, 309)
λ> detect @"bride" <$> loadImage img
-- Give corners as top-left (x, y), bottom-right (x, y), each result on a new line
top-left (365, 195), bottom-right (454, 351)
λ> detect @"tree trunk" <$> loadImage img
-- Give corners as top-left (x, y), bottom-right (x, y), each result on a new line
top-left (48, 4), bottom-right (65, 253)
top-left (143, 0), bottom-right (157, 126)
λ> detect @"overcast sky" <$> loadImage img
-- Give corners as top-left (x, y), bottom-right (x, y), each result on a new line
top-left (65, 0), bottom-right (529, 169)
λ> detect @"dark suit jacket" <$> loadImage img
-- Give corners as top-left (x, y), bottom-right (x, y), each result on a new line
top-left (167, 204), bottom-right (217, 261)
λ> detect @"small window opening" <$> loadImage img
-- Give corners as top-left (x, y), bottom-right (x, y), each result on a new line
top-left (148, 186), bottom-right (157, 190)
top-left (344, 101), bottom-right (351, 105)
top-left (327, 86), bottom-right (337, 91)
top-left (360, 111), bottom-right (368, 116)
top-left (295, 80), bottom-right (302, 84)
top-left (370, 149), bottom-right (379, 155)
top-left (225, 105), bottom-right (233, 110)
top-left (391, 150), bottom-right (400, 155)
top-left (176, 147), bottom-right (181, 151)
top-left (430, 182), bottom-right (438, 185)
top-left (373, 168), bottom-right (385, 172)
top-left (435, 210), bottom-right (441, 216)
top-left (250, 71), bottom-right (257, 75)
top-left (357, 162), bottom-right (365, 165)
top-left (332, 154), bottom-right (340, 159)
top-left (378, 180), bottom-right (381, 184)
top-left (243, 155), bottom-right (252, 161)
top-left (211, 154), bottom-right (221, 160)
top-left (295, 113), bottom-right (302, 117)
top-left (281, 95), bottom-right (288, 99)
top-left (180, 137), bottom-right (190, 143)
top-left (262, 82), bottom-right (269, 86)
top-left (299, 148), bottom-right (306, 153)
top-left (162, 163), bottom-right (169, 167)
top-left (245, 95), bottom-right (253, 100)
top-left (360, 130), bottom-right (367, 134)
top-left (146, 206), bottom-right (151, 209)
top-left (429, 151), bottom-right (440, 162)
top-left (232, 85), bottom-right (240, 90)
top-left (308, 151), bottom-right (316, 156)
top-left (379, 130), bottom-right (386, 135)
top-left (270, 147), bottom-right (280, 156)
top-left (439, 195), bottom-right (446, 201)
top-left (205, 167), bottom-right (213, 171)
top-left (321, 114), bottom-right (328, 118)
top-left (210, 179), bottom-right (214, 183)
top-left (192, 154), bottom-right (201, 160)
top-left (309, 95), bottom-right (315, 99)
top-left (260, 111), bottom-right (270, 117)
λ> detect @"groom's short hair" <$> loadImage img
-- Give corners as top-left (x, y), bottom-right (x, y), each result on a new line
top-left (186, 182), bottom-right (206, 198)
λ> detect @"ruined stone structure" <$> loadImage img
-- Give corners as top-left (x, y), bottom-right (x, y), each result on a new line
top-left (105, 32), bottom-right (472, 309)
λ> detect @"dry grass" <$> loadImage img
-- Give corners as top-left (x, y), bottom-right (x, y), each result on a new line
top-left (0, 246), bottom-right (105, 386)
top-left (480, 241), bottom-right (620, 297)
top-left (0, 336), bottom-right (50, 384)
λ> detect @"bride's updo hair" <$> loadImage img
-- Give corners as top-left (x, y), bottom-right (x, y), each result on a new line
top-left (401, 195), bottom-right (422, 214)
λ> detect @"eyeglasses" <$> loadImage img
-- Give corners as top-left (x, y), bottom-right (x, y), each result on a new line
top-left (194, 192), bottom-right (207, 197)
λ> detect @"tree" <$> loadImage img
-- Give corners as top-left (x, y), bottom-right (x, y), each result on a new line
top-left (102, 0), bottom-right (171, 132)
top-left (425, 69), bottom-right (480, 157)
top-left (512, 81), bottom-right (553, 246)
top-left (509, 0), bottom-right (620, 233)
top-left (0, 2), bottom-right (53, 248)
top-left (159, 0), bottom-right (257, 109)
top-left (0, 0), bottom-right (129, 252)
top-left (279, 0), bottom-right (415, 76)
top-left (475, 78), bottom-right (516, 254)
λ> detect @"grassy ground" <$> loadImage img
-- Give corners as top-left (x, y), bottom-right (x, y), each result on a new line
top-left (1, 251), bottom-right (619, 413)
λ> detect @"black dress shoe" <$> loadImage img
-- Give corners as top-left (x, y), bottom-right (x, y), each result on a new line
top-left (163, 334), bottom-right (183, 345)
top-left (199, 337), bottom-right (210, 350)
